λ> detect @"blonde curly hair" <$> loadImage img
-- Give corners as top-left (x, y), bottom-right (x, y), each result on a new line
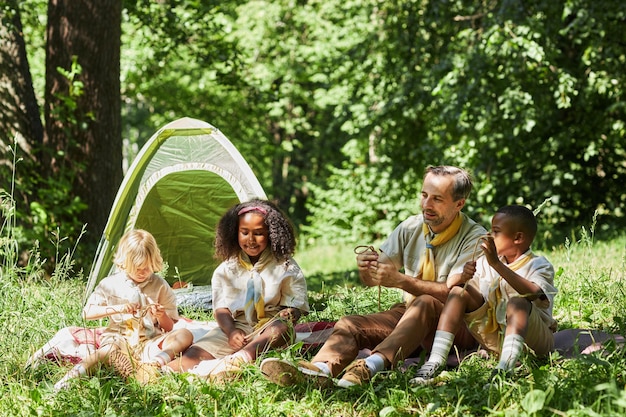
top-left (113, 229), bottom-right (163, 277)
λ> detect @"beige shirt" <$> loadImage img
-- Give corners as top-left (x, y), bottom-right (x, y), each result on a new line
top-left (380, 212), bottom-right (487, 299)
top-left (86, 271), bottom-right (180, 344)
top-left (212, 255), bottom-right (310, 326)
top-left (471, 250), bottom-right (557, 329)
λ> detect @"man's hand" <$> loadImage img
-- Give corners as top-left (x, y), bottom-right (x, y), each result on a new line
top-left (357, 248), bottom-right (380, 287)
top-left (357, 249), bottom-right (405, 289)
top-left (370, 262), bottom-right (403, 288)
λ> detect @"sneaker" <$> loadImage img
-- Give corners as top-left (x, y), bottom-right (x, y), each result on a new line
top-left (134, 362), bottom-right (161, 385)
top-left (53, 365), bottom-right (84, 391)
top-left (260, 358), bottom-right (333, 388)
top-left (108, 346), bottom-right (160, 385)
top-left (409, 361), bottom-right (442, 385)
top-left (53, 378), bottom-right (71, 392)
top-left (338, 359), bottom-right (374, 388)
top-left (189, 358), bottom-right (222, 377)
top-left (206, 356), bottom-right (244, 384)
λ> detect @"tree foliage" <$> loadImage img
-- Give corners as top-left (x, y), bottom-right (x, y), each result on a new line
top-left (105, 0), bottom-right (626, 246)
top-left (303, 0), bottom-right (626, 246)
top-left (2, 0), bottom-right (625, 272)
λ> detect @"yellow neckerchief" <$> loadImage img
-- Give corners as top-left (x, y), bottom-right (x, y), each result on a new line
top-left (484, 251), bottom-right (535, 333)
top-left (418, 213), bottom-right (463, 282)
top-left (239, 249), bottom-right (273, 326)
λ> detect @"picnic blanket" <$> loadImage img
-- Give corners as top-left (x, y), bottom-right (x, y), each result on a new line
top-left (25, 319), bottom-right (336, 368)
top-left (25, 320), bottom-right (624, 369)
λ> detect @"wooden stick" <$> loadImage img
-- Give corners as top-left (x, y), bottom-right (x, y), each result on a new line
top-left (472, 235), bottom-right (491, 262)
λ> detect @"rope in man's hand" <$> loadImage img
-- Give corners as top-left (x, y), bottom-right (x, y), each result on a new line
top-left (354, 245), bottom-right (382, 310)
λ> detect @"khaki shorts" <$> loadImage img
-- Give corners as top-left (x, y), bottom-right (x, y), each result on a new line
top-left (464, 301), bottom-right (554, 356)
top-left (191, 321), bottom-right (255, 359)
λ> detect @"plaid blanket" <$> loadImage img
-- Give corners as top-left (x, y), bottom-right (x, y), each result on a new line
top-left (26, 319), bottom-right (337, 367)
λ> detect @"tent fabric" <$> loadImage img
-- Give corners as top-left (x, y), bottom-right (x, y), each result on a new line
top-left (85, 118), bottom-right (266, 298)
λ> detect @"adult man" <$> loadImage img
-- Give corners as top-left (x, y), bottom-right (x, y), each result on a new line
top-left (261, 165), bottom-right (487, 387)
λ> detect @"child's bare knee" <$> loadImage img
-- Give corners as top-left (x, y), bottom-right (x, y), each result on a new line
top-left (507, 296), bottom-right (531, 312)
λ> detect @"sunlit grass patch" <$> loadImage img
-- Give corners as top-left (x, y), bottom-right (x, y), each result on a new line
top-left (2, 192), bottom-right (626, 415)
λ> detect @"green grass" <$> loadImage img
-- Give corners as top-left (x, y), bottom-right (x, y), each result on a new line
top-left (295, 240), bottom-right (363, 293)
top-left (2, 220), bottom-right (626, 416)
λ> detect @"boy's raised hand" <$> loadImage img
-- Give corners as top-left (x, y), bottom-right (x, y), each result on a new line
top-left (480, 235), bottom-right (499, 266)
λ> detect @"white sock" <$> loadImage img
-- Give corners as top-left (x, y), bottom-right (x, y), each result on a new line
top-left (73, 364), bottom-right (87, 376)
top-left (54, 364), bottom-right (87, 390)
top-left (153, 351), bottom-right (170, 366)
top-left (427, 330), bottom-right (455, 366)
top-left (364, 353), bottom-right (386, 375)
top-left (311, 361), bottom-right (331, 375)
top-left (497, 334), bottom-right (525, 371)
top-left (61, 363), bottom-right (87, 380)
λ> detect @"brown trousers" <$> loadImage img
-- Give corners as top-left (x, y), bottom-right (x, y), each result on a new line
top-left (312, 294), bottom-right (476, 376)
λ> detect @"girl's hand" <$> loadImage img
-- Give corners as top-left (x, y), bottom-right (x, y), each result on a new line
top-left (279, 308), bottom-right (301, 323)
top-left (150, 303), bottom-right (166, 320)
top-left (123, 303), bottom-right (141, 315)
top-left (227, 329), bottom-right (248, 350)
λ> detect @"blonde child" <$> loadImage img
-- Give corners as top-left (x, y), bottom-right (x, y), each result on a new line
top-left (166, 199), bottom-right (309, 381)
top-left (410, 205), bottom-right (557, 385)
top-left (54, 229), bottom-right (193, 390)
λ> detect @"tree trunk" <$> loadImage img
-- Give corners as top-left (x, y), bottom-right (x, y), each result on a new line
top-left (44, 0), bottom-right (123, 246)
top-left (0, 1), bottom-right (44, 182)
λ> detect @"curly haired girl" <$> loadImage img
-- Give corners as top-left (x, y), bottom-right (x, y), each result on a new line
top-left (167, 199), bottom-right (309, 381)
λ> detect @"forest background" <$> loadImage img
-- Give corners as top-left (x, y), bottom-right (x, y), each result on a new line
top-left (1, 0), bottom-right (625, 274)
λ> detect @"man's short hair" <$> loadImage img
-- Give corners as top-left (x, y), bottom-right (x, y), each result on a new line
top-left (425, 165), bottom-right (473, 201)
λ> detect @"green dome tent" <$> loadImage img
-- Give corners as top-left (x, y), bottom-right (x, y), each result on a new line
top-left (85, 117), bottom-right (266, 298)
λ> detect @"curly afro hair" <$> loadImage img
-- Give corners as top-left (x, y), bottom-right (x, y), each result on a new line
top-left (214, 199), bottom-right (296, 263)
